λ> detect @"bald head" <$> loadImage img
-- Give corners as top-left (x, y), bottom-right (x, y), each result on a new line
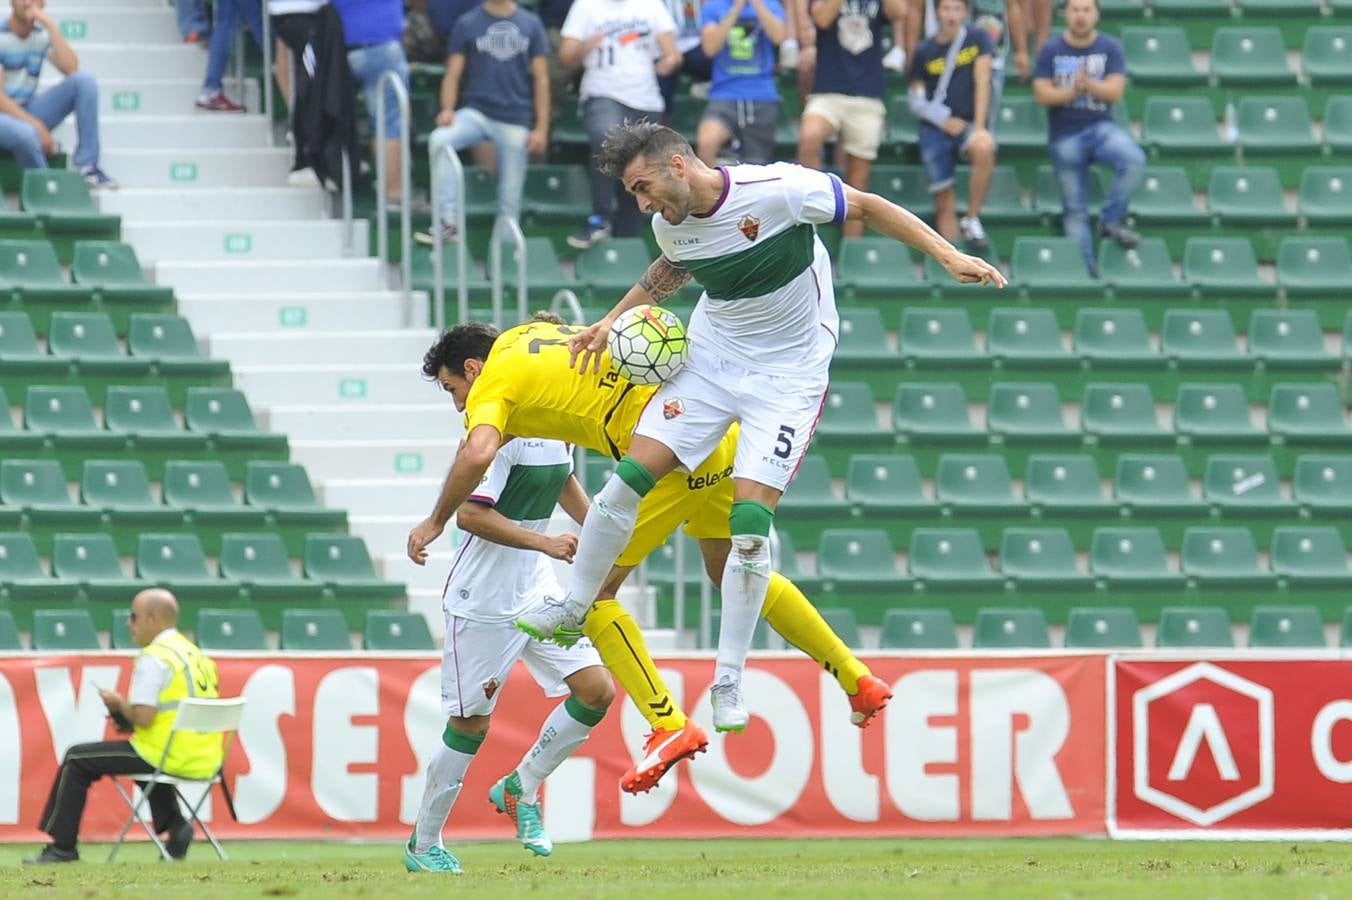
top-left (129, 588), bottom-right (179, 646)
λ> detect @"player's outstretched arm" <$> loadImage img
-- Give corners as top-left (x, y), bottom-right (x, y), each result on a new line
top-left (557, 474), bottom-right (591, 527)
top-left (407, 423), bottom-right (504, 565)
top-left (569, 256), bottom-right (691, 373)
top-left (841, 183), bottom-right (1007, 288)
top-left (457, 503), bottom-right (579, 561)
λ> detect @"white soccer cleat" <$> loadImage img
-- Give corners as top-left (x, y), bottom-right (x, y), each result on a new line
top-left (515, 593), bottom-right (587, 646)
top-left (710, 676), bottom-right (749, 733)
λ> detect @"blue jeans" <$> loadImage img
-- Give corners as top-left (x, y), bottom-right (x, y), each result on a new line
top-left (1049, 120), bottom-right (1146, 271)
top-left (176, 0), bottom-right (210, 39)
top-left (429, 107), bottom-right (528, 224)
top-left (0, 70), bottom-right (101, 168)
top-left (347, 41), bottom-right (410, 136)
top-left (583, 96), bottom-right (654, 236)
top-left (203, 0), bottom-right (263, 93)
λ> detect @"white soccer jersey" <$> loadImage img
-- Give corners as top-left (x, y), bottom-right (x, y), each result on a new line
top-left (442, 438), bottom-right (574, 624)
top-left (652, 162), bottom-right (845, 377)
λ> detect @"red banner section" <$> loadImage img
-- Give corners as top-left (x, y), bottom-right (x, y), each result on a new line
top-left (1113, 658), bottom-right (1352, 837)
top-left (0, 653), bottom-right (1106, 841)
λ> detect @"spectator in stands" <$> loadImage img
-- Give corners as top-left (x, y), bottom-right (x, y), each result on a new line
top-left (333, 0), bottom-right (411, 208)
top-left (659, 0), bottom-right (712, 119)
top-left (0, 0), bottom-right (115, 188)
top-left (559, 0), bottom-right (680, 248)
top-left (270, 0), bottom-right (358, 190)
top-left (417, 0), bottom-right (550, 245)
top-left (176, 0), bottom-right (210, 44)
top-left (906, 0), bottom-right (1028, 123)
top-left (696, 0), bottom-right (786, 165)
top-left (195, 0), bottom-right (263, 113)
top-left (24, 589), bottom-right (222, 865)
top-left (796, 0), bottom-right (906, 238)
top-left (784, 0), bottom-right (904, 139)
top-left (908, 0), bottom-right (996, 249)
top-left (1032, 0), bottom-right (1143, 276)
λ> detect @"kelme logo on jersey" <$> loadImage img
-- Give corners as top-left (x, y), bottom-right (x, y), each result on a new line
top-left (663, 398), bottom-right (685, 420)
top-left (739, 215), bottom-right (761, 242)
top-left (483, 678), bottom-right (500, 700)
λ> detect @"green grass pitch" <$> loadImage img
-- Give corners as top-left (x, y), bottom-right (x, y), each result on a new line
top-left (4, 838), bottom-right (1352, 898)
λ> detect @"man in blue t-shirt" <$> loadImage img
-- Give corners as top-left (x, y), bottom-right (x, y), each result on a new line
top-left (908, 0), bottom-right (996, 249)
top-left (333, 0), bottom-right (410, 208)
top-left (419, 0), bottom-right (551, 244)
top-left (696, 0), bottom-right (786, 164)
top-left (1032, 0), bottom-right (1144, 275)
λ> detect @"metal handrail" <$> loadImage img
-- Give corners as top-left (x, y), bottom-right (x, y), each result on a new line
top-left (549, 289), bottom-right (583, 324)
top-left (428, 140), bottom-right (468, 330)
top-left (262, 8), bottom-right (272, 146)
top-left (374, 70), bottom-right (413, 321)
top-left (488, 215), bottom-right (528, 329)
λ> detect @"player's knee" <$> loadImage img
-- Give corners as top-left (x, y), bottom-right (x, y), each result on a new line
top-left (729, 499), bottom-right (774, 539)
top-left (573, 669), bottom-right (616, 710)
top-left (613, 456), bottom-right (657, 498)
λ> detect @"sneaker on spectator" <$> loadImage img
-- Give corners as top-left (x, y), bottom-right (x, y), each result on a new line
top-left (81, 165), bottom-right (117, 190)
top-left (567, 215), bottom-right (611, 250)
top-left (287, 167), bottom-right (322, 188)
top-left (195, 91), bottom-right (246, 113)
top-left (959, 216), bottom-right (989, 249)
top-left (1098, 222), bottom-right (1140, 249)
top-left (414, 223), bottom-right (458, 245)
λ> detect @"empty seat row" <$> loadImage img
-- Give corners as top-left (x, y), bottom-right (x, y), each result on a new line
top-left (3, 170), bottom-right (119, 242)
top-left (1124, 25), bottom-right (1351, 86)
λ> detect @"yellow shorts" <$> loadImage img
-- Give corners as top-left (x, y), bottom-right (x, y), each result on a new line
top-left (615, 426), bottom-right (737, 567)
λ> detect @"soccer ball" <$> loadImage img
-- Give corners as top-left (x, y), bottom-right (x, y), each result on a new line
top-left (607, 305), bottom-right (688, 385)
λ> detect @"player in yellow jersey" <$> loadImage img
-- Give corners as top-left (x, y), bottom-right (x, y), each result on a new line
top-left (407, 315), bottom-right (892, 794)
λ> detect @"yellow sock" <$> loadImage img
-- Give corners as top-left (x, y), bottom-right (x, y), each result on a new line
top-left (761, 572), bottom-right (870, 695)
top-left (583, 599), bottom-right (687, 732)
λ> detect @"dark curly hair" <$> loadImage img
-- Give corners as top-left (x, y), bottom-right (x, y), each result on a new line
top-left (596, 120), bottom-right (695, 178)
top-left (421, 322), bottom-right (499, 379)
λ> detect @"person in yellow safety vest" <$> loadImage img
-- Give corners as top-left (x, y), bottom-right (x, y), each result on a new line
top-left (25, 588), bottom-right (223, 865)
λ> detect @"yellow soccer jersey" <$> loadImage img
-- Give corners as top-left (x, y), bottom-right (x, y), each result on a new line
top-left (464, 320), bottom-right (656, 459)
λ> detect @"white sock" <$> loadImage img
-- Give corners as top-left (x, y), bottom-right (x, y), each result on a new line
top-left (515, 697), bottom-right (605, 802)
top-left (715, 533), bottom-right (772, 685)
top-left (413, 729), bottom-right (481, 853)
top-left (564, 475), bottom-right (642, 617)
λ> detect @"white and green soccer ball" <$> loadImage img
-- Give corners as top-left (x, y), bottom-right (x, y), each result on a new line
top-left (607, 305), bottom-right (688, 385)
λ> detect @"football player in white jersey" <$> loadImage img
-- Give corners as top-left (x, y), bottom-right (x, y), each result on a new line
top-left (518, 120), bottom-right (1003, 732)
top-left (406, 438), bottom-right (613, 874)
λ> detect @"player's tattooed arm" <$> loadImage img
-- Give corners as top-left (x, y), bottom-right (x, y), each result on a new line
top-left (637, 256), bottom-right (691, 304)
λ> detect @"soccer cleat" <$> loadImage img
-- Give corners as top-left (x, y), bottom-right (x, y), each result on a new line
top-left (710, 675), bottom-right (749, 733)
top-left (404, 832), bottom-right (463, 874)
top-left (489, 772), bottom-right (552, 857)
top-left (848, 674), bottom-right (893, 728)
top-left (620, 720), bottom-right (709, 794)
top-left (515, 594), bottom-right (586, 647)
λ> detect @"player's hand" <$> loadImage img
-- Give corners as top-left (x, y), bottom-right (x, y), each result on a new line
top-left (942, 250), bottom-right (1007, 288)
top-left (942, 116), bottom-right (968, 137)
top-left (407, 516), bottom-right (444, 565)
top-left (569, 316), bottom-right (614, 374)
top-left (539, 533), bottom-right (579, 562)
top-left (435, 108), bottom-right (455, 128)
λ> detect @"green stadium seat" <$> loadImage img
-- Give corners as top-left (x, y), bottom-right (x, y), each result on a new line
top-left (818, 607), bottom-right (862, 649)
top-left (1091, 526), bottom-right (1186, 589)
top-left (1268, 383), bottom-right (1352, 446)
top-left (46, 310), bottom-right (152, 385)
top-left (1210, 28), bottom-right (1298, 88)
top-left (103, 385), bottom-right (211, 459)
top-left (844, 454), bottom-right (937, 516)
top-left (898, 308), bottom-right (982, 369)
top-left (135, 532), bottom-right (241, 603)
top-left (1098, 239), bottom-right (1191, 304)
top-left (1156, 606), bottom-right (1235, 647)
top-left (52, 532), bottom-right (150, 605)
top-left (816, 381), bottom-right (890, 449)
top-left (410, 243), bottom-right (493, 310)
top-left (195, 608), bottom-right (268, 651)
top-left (1160, 309), bottom-right (1248, 370)
top-left (184, 387), bottom-right (288, 455)
top-left (24, 384), bottom-right (126, 454)
top-left (834, 307), bottom-right (897, 370)
top-left (954, 166), bottom-right (1038, 232)
top-left (162, 460), bottom-right (268, 529)
top-left (1064, 607), bottom-right (1144, 648)
top-left (1182, 237), bottom-right (1277, 304)
top-left (0, 609), bottom-right (21, 650)
top-left (884, 95), bottom-right (921, 148)
top-left (280, 608), bottom-right (352, 651)
top-left (1081, 383), bottom-right (1171, 446)
top-left (922, 250), bottom-right (1004, 299)
top-left (1000, 527), bottom-right (1094, 591)
top-left (501, 237), bottom-right (579, 300)
top-left (1148, 0), bottom-right (1230, 46)
top-left (1141, 97), bottom-right (1226, 169)
top-left (1277, 236), bottom-right (1352, 302)
top-left (879, 608), bottom-right (959, 649)
top-left (364, 610), bottom-right (435, 650)
top-left (1247, 309), bottom-right (1339, 371)
top-left (935, 454), bottom-right (1024, 512)
top-left (645, 533), bottom-right (705, 596)
top-left (1074, 308), bottom-right (1155, 367)
top-left (1249, 606), bottom-right (1327, 648)
top-left (1025, 455), bottom-right (1114, 515)
top-left (303, 535), bottom-right (405, 601)
top-left (1206, 167), bottom-right (1297, 229)
top-left (0, 385), bottom-right (42, 456)
top-left (991, 95), bottom-right (1048, 155)
top-left (1298, 168), bottom-right (1352, 227)
top-left (1122, 27), bottom-right (1205, 88)
top-left (908, 528), bottom-right (1002, 589)
top-left (0, 310), bottom-right (68, 377)
top-left (817, 529), bottom-right (901, 590)
top-left (1114, 455), bottom-right (1208, 517)
top-left (1236, 96), bottom-right (1319, 158)
top-left (1269, 526), bottom-right (1352, 587)
top-left (244, 461), bottom-right (346, 531)
top-left (0, 238), bottom-right (91, 308)
top-left (219, 533), bottom-right (324, 603)
top-left (985, 308), bottom-right (1076, 370)
top-left (1126, 169), bottom-right (1211, 235)
top-left (126, 314), bottom-right (230, 384)
top-left (1303, 27), bottom-right (1352, 87)
top-left (20, 170), bottom-right (120, 237)
top-left (1324, 96), bottom-right (1352, 154)
top-left (1181, 526), bottom-right (1278, 588)
top-left (1203, 454), bottom-right (1297, 515)
top-left (31, 608), bottom-right (101, 651)
top-left (895, 382), bottom-right (984, 446)
top-left (1293, 456), bottom-right (1352, 517)
top-left (0, 531), bottom-right (80, 605)
top-left (69, 242), bottom-right (175, 325)
top-left (868, 166), bottom-right (934, 219)
top-left (0, 458), bottom-right (102, 533)
top-left (986, 382), bottom-right (1074, 444)
top-left (574, 238), bottom-right (648, 299)
top-left (780, 455), bottom-right (849, 517)
top-left (1174, 383), bottom-right (1266, 446)
top-left (80, 459), bottom-right (182, 533)
top-left (836, 238), bottom-right (928, 302)
top-left (520, 165), bottom-right (592, 222)
top-left (770, 530), bottom-right (818, 594)
top-left (1034, 165), bottom-right (1105, 219)
top-left (1010, 237), bottom-right (1096, 295)
top-left (972, 608), bottom-right (1051, 649)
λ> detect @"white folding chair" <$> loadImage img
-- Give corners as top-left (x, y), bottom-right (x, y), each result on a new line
top-left (109, 696), bottom-right (246, 862)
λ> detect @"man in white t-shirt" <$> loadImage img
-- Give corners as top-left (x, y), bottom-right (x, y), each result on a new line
top-left (559, 0), bottom-right (681, 249)
top-left (405, 437), bottom-right (613, 875)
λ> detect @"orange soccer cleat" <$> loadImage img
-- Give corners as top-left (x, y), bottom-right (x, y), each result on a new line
top-left (848, 674), bottom-right (893, 728)
top-left (620, 721), bottom-right (709, 794)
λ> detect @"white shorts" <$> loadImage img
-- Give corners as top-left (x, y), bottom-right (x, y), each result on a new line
top-left (440, 614), bottom-right (603, 717)
top-left (633, 345), bottom-right (830, 493)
